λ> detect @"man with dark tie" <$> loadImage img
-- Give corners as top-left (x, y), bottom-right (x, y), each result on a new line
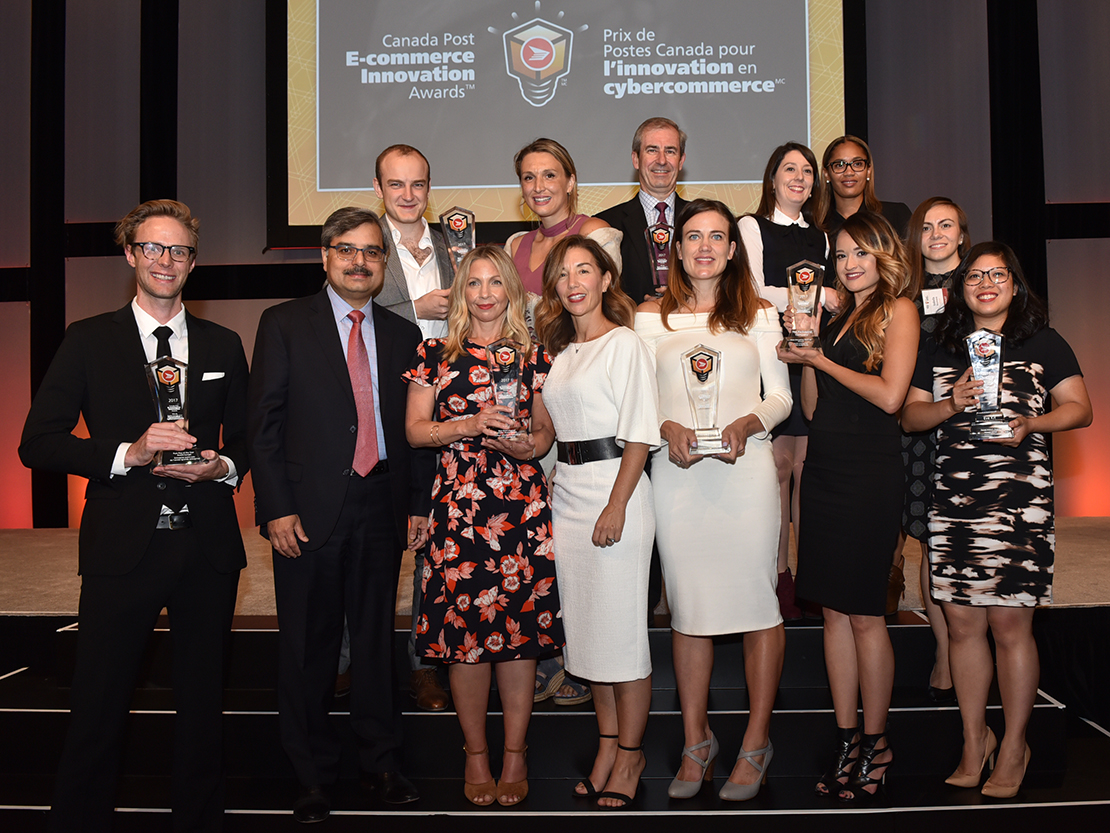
top-left (247, 207), bottom-right (431, 822)
top-left (20, 199), bottom-right (249, 832)
top-left (596, 117), bottom-right (689, 302)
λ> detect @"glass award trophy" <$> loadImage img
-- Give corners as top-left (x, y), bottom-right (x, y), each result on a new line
top-left (439, 206), bottom-right (476, 275)
top-left (645, 223), bottom-right (672, 290)
top-left (145, 356), bottom-right (205, 465)
top-left (786, 260), bottom-right (824, 347)
top-left (682, 344), bottom-right (726, 455)
top-left (965, 328), bottom-right (1014, 440)
top-left (486, 338), bottom-right (525, 439)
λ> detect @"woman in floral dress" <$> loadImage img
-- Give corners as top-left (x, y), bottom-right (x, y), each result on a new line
top-left (403, 245), bottom-right (564, 807)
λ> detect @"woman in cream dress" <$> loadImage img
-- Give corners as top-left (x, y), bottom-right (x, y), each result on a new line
top-left (635, 199), bottom-right (791, 801)
top-left (536, 235), bottom-right (660, 808)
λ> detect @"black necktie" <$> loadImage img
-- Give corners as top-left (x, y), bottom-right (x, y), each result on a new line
top-left (153, 325), bottom-right (173, 360)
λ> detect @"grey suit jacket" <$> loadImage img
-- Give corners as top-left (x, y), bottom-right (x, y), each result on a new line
top-left (375, 220), bottom-right (454, 325)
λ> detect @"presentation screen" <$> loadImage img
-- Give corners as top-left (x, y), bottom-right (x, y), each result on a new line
top-left (280, 0), bottom-right (844, 234)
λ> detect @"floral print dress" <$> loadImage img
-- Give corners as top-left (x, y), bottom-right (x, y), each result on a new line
top-left (402, 339), bottom-right (565, 663)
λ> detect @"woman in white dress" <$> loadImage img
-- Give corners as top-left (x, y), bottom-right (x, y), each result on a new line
top-left (535, 235), bottom-right (661, 809)
top-left (635, 199), bottom-right (792, 801)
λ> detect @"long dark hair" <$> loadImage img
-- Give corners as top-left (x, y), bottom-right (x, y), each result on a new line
top-left (659, 199), bottom-right (760, 335)
top-left (904, 196), bottom-right (971, 299)
top-left (534, 235), bottom-right (635, 355)
top-left (936, 241), bottom-right (1049, 354)
top-left (753, 142), bottom-right (823, 228)
top-left (832, 212), bottom-right (911, 371)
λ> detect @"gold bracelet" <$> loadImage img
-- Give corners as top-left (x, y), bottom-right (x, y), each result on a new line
top-left (431, 423), bottom-right (441, 446)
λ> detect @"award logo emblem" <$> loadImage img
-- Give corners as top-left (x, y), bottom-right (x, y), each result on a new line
top-left (786, 260), bottom-right (824, 347)
top-left (439, 206), bottom-right (476, 275)
top-left (146, 356), bottom-right (205, 466)
top-left (965, 328), bottom-right (1014, 440)
top-left (682, 344), bottom-right (726, 456)
top-left (645, 224), bottom-right (672, 288)
top-left (486, 338), bottom-right (525, 439)
top-left (502, 15), bottom-right (573, 107)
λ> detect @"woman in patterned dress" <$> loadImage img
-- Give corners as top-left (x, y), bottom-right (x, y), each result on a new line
top-left (403, 246), bottom-right (565, 806)
top-left (902, 242), bottom-right (1091, 797)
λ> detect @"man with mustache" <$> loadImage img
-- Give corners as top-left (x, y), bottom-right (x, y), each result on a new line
top-left (596, 117), bottom-right (688, 302)
top-left (248, 207), bottom-right (432, 822)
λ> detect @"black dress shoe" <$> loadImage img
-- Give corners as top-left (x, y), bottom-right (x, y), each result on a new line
top-left (362, 769), bottom-right (421, 804)
top-left (293, 785), bottom-right (330, 823)
top-left (928, 684), bottom-right (957, 705)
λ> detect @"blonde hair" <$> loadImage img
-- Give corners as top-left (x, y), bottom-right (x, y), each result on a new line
top-left (441, 246), bottom-right (534, 363)
top-left (832, 212), bottom-right (911, 372)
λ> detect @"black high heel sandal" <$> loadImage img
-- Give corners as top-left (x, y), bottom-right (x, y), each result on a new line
top-left (815, 725), bottom-right (859, 797)
top-left (573, 734), bottom-right (617, 798)
top-left (839, 732), bottom-right (892, 803)
top-left (597, 743), bottom-right (644, 809)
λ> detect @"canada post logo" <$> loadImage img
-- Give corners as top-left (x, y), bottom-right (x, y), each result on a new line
top-left (503, 18), bottom-right (573, 107)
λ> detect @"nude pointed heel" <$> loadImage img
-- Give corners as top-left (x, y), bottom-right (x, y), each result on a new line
top-left (945, 727), bottom-right (997, 788)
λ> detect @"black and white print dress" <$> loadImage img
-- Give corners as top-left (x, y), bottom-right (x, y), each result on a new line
top-left (911, 328), bottom-right (1082, 607)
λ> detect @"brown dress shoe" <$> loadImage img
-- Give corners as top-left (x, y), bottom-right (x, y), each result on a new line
top-left (410, 668), bottom-right (449, 711)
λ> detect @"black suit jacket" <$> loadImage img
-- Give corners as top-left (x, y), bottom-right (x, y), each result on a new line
top-left (596, 193), bottom-right (689, 302)
top-left (19, 305), bottom-right (250, 576)
top-left (248, 288), bottom-right (432, 546)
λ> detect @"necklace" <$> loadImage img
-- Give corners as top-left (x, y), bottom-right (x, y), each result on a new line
top-left (538, 214), bottom-right (578, 239)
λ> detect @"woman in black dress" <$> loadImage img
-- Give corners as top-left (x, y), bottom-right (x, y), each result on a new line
top-left (778, 212), bottom-right (919, 801)
top-left (737, 142), bottom-right (828, 620)
top-left (404, 245), bottom-right (566, 806)
top-left (903, 197), bottom-right (972, 700)
top-left (902, 242), bottom-right (1091, 797)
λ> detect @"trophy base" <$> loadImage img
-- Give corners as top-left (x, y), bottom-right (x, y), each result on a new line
top-left (787, 333), bottom-right (819, 349)
top-left (691, 428), bottom-right (728, 456)
top-left (969, 417), bottom-right (1014, 441)
top-left (156, 448), bottom-right (207, 467)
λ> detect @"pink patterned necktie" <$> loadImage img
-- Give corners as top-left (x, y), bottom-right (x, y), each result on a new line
top-left (346, 310), bottom-right (380, 476)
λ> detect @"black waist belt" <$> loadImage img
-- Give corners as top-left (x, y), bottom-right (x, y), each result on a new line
top-left (557, 437), bottom-right (622, 465)
top-left (155, 512), bottom-right (192, 530)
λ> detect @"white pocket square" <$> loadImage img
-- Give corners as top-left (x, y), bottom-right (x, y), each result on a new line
top-left (202, 372), bottom-right (225, 381)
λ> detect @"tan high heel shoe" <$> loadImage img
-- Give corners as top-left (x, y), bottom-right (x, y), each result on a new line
top-left (496, 745), bottom-right (529, 806)
top-left (945, 727), bottom-right (997, 788)
top-left (463, 745), bottom-right (496, 806)
top-left (981, 743), bottom-right (1030, 799)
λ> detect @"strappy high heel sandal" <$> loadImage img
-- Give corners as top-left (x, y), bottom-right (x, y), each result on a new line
top-left (945, 727), bottom-right (997, 788)
top-left (496, 745), bottom-right (529, 806)
top-left (462, 745), bottom-right (496, 806)
top-left (839, 731), bottom-right (892, 803)
top-left (573, 734), bottom-right (617, 798)
top-left (598, 743), bottom-right (644, 809)
top-left (815, 726), bottom-right (859, 797)
top-left (667, 732), bottom-right (719, 799)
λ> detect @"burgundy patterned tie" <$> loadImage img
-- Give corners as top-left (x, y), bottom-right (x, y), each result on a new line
top-left (346, 310), bottom-right (380, 476)
top-left (656, 201), bottom-right (668, 226)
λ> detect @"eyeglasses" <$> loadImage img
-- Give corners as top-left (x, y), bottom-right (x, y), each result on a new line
top-left (133, 241), bottom-right (196, 262)
top-left (327, 244), bottom-right (385, 262)
top-left (827, 158), bottom-right (869, 174)
top-left (964, 267), bottom-right (1011, 287)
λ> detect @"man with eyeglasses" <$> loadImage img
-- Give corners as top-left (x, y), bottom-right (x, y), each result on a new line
top-left (248, 207), bottom-right (432, 822)
top-left (20, 199), bottom-right (250, 831)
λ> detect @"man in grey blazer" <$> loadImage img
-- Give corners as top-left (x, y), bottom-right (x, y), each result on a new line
top-left (371, 144), bottom-right (453, 711)
top-left (595, 117), bottom-right (688, 303)
top-left (372, 144), bottom-right (454, 338)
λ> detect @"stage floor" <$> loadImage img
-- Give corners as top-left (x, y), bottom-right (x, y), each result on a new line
top-left (2, 518), bottom-right (1109, 616)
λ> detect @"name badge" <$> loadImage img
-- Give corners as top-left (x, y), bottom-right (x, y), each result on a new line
top-left (922, 288), bottom-right (947, 316)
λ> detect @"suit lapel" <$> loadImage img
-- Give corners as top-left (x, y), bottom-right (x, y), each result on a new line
top-left (309, 289), bottom-right (356, 406)
top-left (430, 227), bottom-right (455, 290)
top-left (382, 251), bottom-right (411, 305)
top-left (111, 305), bottom-right (160, 417)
